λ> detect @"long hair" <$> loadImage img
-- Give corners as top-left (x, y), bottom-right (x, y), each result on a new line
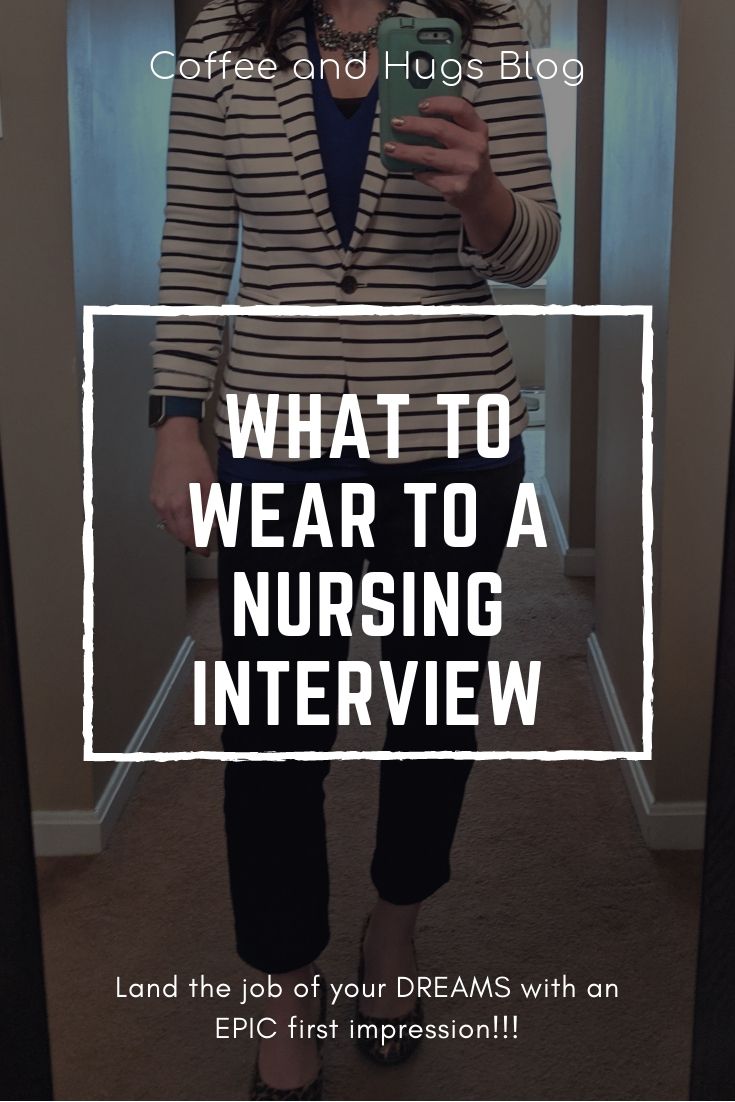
top-left (228, 1), bottom-right (507, 63)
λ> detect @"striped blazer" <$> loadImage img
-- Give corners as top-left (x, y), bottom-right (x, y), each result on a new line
top-left (151, 0), bottom-right (560, 462)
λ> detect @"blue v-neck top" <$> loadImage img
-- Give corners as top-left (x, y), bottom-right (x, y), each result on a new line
top-left (306, 14), bottom-right (379, 249)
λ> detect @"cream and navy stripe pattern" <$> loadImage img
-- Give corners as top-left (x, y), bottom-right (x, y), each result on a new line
top-left (151, 0), bottom-right (560, 461)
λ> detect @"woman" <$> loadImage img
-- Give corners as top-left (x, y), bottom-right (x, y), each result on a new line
top-left (150, 0), bottom-right (559, 1096)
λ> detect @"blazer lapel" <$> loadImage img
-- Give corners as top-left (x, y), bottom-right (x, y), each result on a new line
top-left (343, 98), bottom-right (389, 259)
top-left (272, 17), bottom-right (345, 259)
top-left (270, 1), bottom-right (480, 262)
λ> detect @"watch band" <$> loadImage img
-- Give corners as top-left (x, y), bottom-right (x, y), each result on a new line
top-left (148, 395), bottom-right (206, 427)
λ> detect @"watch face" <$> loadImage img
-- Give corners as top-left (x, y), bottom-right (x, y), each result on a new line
top-left (148, 396), bottom-right (165, 427)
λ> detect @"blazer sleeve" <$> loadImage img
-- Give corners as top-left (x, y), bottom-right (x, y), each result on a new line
top-left (150, 3), bottom-right (239, 402)
top-left (457, 1), bottom-right (561, 287)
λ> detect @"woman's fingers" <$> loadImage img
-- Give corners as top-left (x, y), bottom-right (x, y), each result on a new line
top-left (174, 502), bottom-right (207, 556)
top-left (391, 114), bottom-right (473, 149)
top-left (159, 501), bottom-right (208, 556)
top-left (150, 433), bottom-right (216, 557)
top-left (417, 96), bottom-right (488, 133)
top-left (154, 488), bottom-right (210, 556)
top-left (387, 102), bottom-right (488, 173)
top-left (384, 139), bottom-right (480, 174)
top-left (413, 171), bottom-right (468, 200)
top-left (388, 100), bottom-right (495, 210)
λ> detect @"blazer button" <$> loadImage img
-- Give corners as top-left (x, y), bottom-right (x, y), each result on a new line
top-left (340, 274), bottom-right (358, 295)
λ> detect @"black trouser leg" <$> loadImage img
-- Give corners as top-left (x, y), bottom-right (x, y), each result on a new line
top-left (218, 483), bottom-right (363, 972)
top-left (369, 460), bottom-right (524, 903)
top-left (223, 759), bottom-right (333, 972)
top-left (217, 461), bottom-right (523, 966)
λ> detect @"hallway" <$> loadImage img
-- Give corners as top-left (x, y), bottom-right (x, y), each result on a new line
top-left (36, 458), bottom-right (701, 1099)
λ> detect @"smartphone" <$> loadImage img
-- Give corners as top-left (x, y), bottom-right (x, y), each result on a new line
top-left (378, 16), bottom-right (463, 173)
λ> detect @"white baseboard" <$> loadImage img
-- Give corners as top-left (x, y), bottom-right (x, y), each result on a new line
top-left (33, 636), bottom-right (195, 857)
top-left (538, 477), bottom-right (595, 577)
top-left (587, 632), bottom-right (706, 850)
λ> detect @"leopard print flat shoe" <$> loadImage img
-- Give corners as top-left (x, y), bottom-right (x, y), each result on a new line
top-left (250, 1072), bottom-right (323, 1101)
top-left (250, 971), bottom-right (327, 1100)
top-left (353, 918), bottom-right (424, 1066)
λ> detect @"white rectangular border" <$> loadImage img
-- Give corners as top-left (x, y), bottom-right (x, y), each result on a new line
top-left (82, 304), bottom-right (653, 762)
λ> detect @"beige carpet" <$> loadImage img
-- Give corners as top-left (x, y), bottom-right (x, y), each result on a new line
top-left (37, 483), bottom-right (701, 1100)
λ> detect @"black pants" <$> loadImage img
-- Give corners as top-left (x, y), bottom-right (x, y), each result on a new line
top-left (218, 460), bottom-right (523, 973)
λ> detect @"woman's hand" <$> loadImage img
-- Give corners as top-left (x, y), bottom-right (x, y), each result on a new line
top-left (150, 419), bottom-right (215, 556)
top-left (384, 96), bottom-right (515, 253)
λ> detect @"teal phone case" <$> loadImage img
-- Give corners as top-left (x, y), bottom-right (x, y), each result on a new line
top-left (378, 16), bottom-right (463, 173)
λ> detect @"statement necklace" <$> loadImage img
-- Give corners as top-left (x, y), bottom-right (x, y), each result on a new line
top-left (313, 0), bottom-right (400, 61)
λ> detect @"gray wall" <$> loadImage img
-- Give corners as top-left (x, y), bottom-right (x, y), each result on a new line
top-left (649, 0), bottom-right (735, 801)
top-left (0, 0), bottom-right (88, 810)
top-left (596, 0), bottom-right (735, 800)
top-left (0, 0), bottom-right (189, 815)
top-left (596, 0), bottom-right (682, 776)
top-left (545, 0), bottom-right (606, 562)
top-left (68, 0), bottom-right (188, 787)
